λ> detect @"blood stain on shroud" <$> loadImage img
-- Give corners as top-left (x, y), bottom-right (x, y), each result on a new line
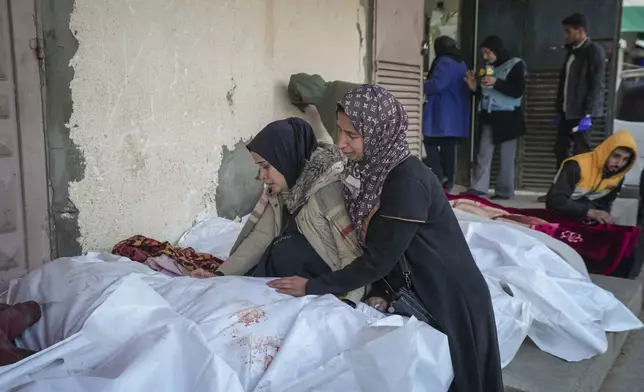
top-left (235, 307), bottom-right (267, 327)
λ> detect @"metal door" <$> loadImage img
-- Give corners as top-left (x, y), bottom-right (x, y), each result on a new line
top-left (0, 0), bottom-right (49, 291)
top-left (518, 0), bottom-right (618, 190)
top-left (522, 43), bottom-right (612, 190)
top-left (373, 0), bottom-right (425, 156)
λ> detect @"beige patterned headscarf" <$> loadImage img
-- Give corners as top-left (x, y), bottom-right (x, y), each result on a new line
top-left (338, 85), bottom-right (410, 243)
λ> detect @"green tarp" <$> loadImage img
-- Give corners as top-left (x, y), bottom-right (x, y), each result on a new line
top-left (623, 6), bottom-right (644, 33)
top-left (288, 73), bottom-right (358, 142)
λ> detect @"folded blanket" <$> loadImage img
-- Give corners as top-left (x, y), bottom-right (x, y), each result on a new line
top-left (449, 198), bottom-right (559, 236)
top-left (448, 195), bottom-right (640, 276)
top-left (112, 235), bottom-right (224, 278)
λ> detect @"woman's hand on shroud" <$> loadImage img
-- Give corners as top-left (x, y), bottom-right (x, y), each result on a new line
top-left (268, 276), bottom-right (309, 297)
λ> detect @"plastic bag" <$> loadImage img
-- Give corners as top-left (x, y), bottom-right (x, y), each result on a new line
top-left (177, 216), bottom-right (245, 260)
top-left (0, 274), bottom-right (243, 391)
top-left (461, 220), bottom-right (643, 362)
top-left (3, 254), bottom-right (453, 391)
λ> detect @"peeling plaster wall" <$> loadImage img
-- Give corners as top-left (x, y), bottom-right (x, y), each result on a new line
top-left (66, 0), bottom-right (367, 251)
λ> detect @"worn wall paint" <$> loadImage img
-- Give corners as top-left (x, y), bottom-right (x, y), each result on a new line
top-left (360, 0), bottom-right (373, 81)
top-left (41, 0), bottom-right (85, 258)
top-left (67, 0), bottom-right (366, 251)
top-left (215, 141), bottom-right (264, 221)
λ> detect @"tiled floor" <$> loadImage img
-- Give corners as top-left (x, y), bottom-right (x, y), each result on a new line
top-left (492, 195), bottom-right (545, 210)
top-left (599, 262), bottom-right (644, 392)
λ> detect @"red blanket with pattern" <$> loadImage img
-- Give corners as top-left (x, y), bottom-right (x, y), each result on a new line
top-left (112, 235), bottom-right (224, 278)
top-left (448, 194), bottom-right (640, 276)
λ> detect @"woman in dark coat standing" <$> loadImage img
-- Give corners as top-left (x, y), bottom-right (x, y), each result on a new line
top-left (423, 36), bottom-right (471, 191)
top-left (464, 35), bottom-right (526, 200)
top-left (269, 85), bottom-right (504, 392)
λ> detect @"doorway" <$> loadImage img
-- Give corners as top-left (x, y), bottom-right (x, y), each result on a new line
top-left (0, 0), bottom-right (49, 291)
top-left (469, 0), bottom-right (622, 191)
top-left (373, 0), bottom-right (426, 156)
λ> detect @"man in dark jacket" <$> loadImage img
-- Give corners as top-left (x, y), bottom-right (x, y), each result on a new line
top-left (546, 130), bottom-right (636, 224)
top-left (554, 13), bottom-right (606, 168)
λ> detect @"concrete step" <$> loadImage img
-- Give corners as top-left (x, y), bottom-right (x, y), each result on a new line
top-left (502, 275), bottom-right (643, 392)
top-left (599, 313), bottom-right (644, 392)
top-left (600, 254), bottom-right (644, 392)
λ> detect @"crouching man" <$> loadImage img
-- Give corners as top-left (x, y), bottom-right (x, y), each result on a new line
top-left (546, 130), bottom-right (637, 224)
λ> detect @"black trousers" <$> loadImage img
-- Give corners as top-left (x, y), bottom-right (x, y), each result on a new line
top-left (254, 230), bottom-right (331, 279)
top-left (554, 119), bottom-right (592, 169)
top-left (424, 137), bottom-right (457, 189)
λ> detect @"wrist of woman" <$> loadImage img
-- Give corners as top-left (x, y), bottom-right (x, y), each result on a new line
top-left (341, 299), bottom-right (357, 308)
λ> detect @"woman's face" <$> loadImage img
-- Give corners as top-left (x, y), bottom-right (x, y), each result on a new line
top-left (336, 111), bottom-right (364, 161)
top-left (251, 152), bottom-right (288, 194)
top-left (481, 47), bottom-right (496, 64)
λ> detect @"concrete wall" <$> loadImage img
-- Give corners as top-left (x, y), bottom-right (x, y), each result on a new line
top-left (42, 0), bottom-right (368, 254)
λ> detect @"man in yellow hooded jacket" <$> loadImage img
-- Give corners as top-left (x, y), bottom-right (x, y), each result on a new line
top-left (546, 130), bottom-right (637, 224)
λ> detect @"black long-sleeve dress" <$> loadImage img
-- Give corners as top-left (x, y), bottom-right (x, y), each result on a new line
top-left (476, 60), bottom-right (526, 145)
top-left (306, 156), bottom-right (503, 392)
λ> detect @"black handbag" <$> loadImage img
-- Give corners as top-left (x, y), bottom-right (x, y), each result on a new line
top-left (384, 257), bottom-right (439, 329)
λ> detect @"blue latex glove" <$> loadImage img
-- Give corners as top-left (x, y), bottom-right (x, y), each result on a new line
top-left (577, 116), bottom-right (592, 132)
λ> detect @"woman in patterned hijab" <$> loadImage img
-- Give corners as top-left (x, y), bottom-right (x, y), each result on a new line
top-left (271, 85), bottom-right (504, 391)
top-left (336, 84), bottom-right (411, 241)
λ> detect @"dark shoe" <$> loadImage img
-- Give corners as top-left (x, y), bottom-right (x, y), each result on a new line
top-left (490, 195), bottom-right (511, 201)
top-left (461, 189), bottom-right (487, 197)
top-left (537, 195), bottom-right (547, 203)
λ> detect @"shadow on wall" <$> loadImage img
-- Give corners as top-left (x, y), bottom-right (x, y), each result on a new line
top-left (215, 141), bottom-right (263, 220)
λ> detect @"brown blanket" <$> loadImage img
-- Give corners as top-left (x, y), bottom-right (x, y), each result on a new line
top-left (112, 235), bottom-right (224, 278)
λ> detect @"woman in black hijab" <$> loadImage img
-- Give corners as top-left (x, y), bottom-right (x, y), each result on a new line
top-left (463, 35), bottom-right (527, 200)
top-left (218, 118), bottom-right (365, 304)
top-left (479, 35), bottom-right (510, 65)
top-left (423, 36), bottom-right (470, 192)
top-left (428, 36), bottom-right (463, 75)
top-left (246, 118), bottom-right (318, 193)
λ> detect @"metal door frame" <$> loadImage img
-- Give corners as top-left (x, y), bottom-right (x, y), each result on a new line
top-left (371, 0), bottom-right (425, 157)
top-left (0, 0), bottom-right (50, 288)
